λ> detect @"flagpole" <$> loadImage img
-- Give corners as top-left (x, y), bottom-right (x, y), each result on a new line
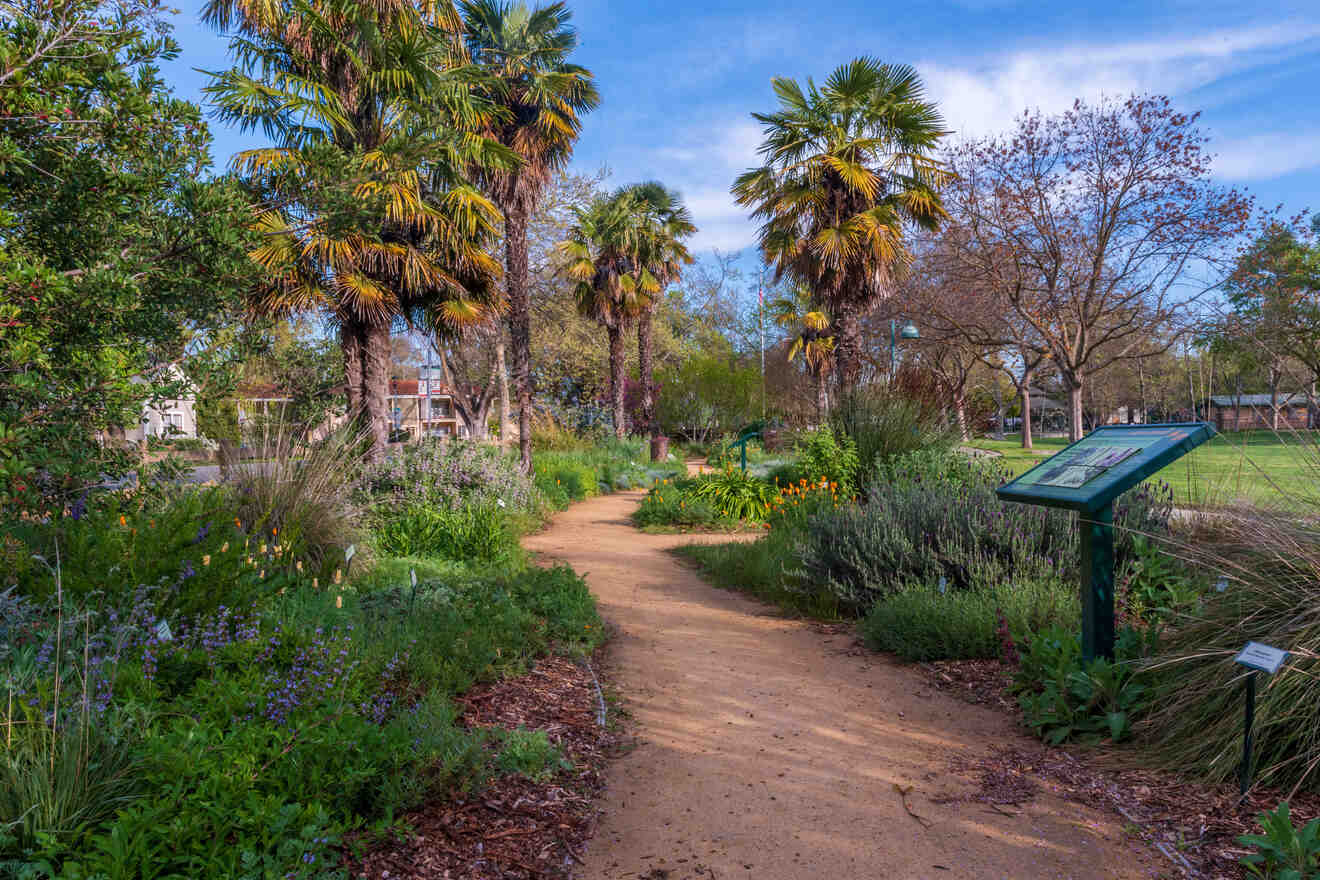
top-left (758, 270), bottom-right (766, 422)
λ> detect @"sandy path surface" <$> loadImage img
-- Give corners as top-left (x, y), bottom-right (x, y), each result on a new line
top-left (524, 490), bottom-right (1154, 880)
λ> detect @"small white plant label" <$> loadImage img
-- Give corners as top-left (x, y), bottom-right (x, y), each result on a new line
top-left (1234, 641), bottom-right (1289, 675)
top-left (410, 569), bottom-right (418, 588)
top-left (344, 544), bottom-right (356, 563)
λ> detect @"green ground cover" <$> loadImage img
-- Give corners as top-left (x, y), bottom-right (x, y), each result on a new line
top-left (0, 434), bottom-right (657, 877)
top-left (970, 430), bottom-right (1319, 509)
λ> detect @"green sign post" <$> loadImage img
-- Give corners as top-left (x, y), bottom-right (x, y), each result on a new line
top-left (996, 423), bottom-right (1215, 661)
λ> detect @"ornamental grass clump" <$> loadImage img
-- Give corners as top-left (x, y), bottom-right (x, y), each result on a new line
top-left (1140, 503), bottom-right (1320, 795)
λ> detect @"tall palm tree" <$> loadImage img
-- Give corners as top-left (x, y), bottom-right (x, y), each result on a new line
top-left (732, 57), bottom-right (948, 393)
top-left (769, 285), bottom-right (834, 419)
top-left (206, 0), bottom-right (513, 457)
top-left (462, 0), bottom-right (598, 472)
top-left (560, 191), bottom-right (652, 439)
top-left (623, 182), bottom-right (695, 457)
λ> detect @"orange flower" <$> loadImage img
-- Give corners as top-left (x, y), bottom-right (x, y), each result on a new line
top-left (272, 527), bottom-right (278, 537)
top-left (119, 515), bottom-right (126, 526)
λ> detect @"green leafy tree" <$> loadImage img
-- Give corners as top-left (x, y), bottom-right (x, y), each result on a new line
top-left (732, 57), bottom-right (948, 391)
top-left (462, 0), bottom-right (598, 471)
top-left (0, 0), bottom-right (257, 511)
top-left (206, 0), bottom-right (513, 458)
top-left (654, 355), bottom-right (760, 444)
top-left (1222, 221), bottom-right (1320, 425)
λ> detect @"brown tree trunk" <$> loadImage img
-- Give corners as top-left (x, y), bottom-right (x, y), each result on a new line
top-left (1066, 377), bottom-right (1084, 442)
top-left (608, 323), bottom-right (626, 440)
top-left (504, 207), bottom-right (534, 473)
top-left (1019, 367), bottom-right (1033, 450)
top-left (637, 308), bottom-right (660, 458)
top-left (832, 301), bottom-right (863, 392)
top-left (495, 334), bottom-right (511, 447)
top-left (1234, 373), bottom-right (1243, 431)
top-left (953, 389), bottom-right (969, 441)
top-left (362, 322), bottom-right (391, 460)
top-left (1269, 364), bottom-right (1281, 431)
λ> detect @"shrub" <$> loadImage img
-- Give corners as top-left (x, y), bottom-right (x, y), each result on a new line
top-left (1011, 626), bottom-right (1152, 744)
top-left (534, 453), bottom-right (600, 506)
top-left (2, 562), bottom-right (604, 875)
top-left (2, 485), bottom-right (316, 618)
top-left (1238, 802), bottom-right (1320, 879)
top-left (358, 439), bottom-right (538, 515)
top-left (777, 428), bottom-right (859, 493)
top-left (828, 388), bottom-right (960, 488)
top-left (794, 451), bottom-right (1169, 616)
top-left (689, 468), bottom-right (780, 522)
top-left (633, 479), bottom-right (728, 530)
top-left (373, 502), bottom-right (514, 562)
top-left (861, 577), bottom-right (1077, 662)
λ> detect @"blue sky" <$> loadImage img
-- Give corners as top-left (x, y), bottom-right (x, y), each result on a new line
top-left (163, 0), bottom-right (1320, 258)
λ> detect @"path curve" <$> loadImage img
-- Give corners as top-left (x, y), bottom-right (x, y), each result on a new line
top-left (525, 491), bottom-right (1153, 880)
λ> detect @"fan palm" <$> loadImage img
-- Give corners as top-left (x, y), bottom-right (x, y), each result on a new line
top-left (559, 190), bottom-right (653, 439)
top-left (623, 182), bottom-right (695, 455)
top-left (769, 285), bottom-right (835, 419)
top-left (461, 0), bottom-right (598, 472)
top-left (205, 0), bottom-right (513, 457)
top-left (732, 57), bottom-right (949, 392)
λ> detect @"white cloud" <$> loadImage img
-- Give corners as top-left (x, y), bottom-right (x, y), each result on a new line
top-left (921, 23), bottom-right (1320, 138)
top-left (1213, 132), bottom-right (1320, 181)
top-left (643, 23), bottom-right (1320, 254)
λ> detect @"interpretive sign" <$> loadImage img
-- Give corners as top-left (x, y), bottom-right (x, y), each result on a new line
top-left (996, 423), bottom-right (1215, 661)
top-left (1233, 641), bottom-right (1289, 796)
top-left (1235, 642), bottom-right (1289, 676)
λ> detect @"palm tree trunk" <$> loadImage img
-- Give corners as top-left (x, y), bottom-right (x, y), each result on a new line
top-left (832, 301), bottom-right (862, 392)
top-left (504, 206), bottom-right (534, 473)
top-left (814, 365), bottom-right (828, 422)
top-left (638, 308), bottom-right (656, 447)
top-left (608, 324), bottom-right (626, 440)
top-left (495, 334), bottom-right (511, 448)
top-left (363, 322), bottom-right (391, 460)
top-left (342, 321), bottom-right (365, 421)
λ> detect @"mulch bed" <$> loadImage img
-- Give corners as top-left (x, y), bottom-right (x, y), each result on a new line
top-left (349, 653), bottom-right (616, 879)
top-left (922, 657), bottom-right (1320, 879)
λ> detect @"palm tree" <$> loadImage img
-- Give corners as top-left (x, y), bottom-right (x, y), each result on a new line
top-left (732, 57), bottom-right (948, 393)
top-left (769, 285), bottom-right (834, 419)
top-left (623, 182), bottom-right (695, 457)
top-left (205, 0), bottom-right (513, 457)
top-left (461, 0), bottom-right (598, 472)
top-left (560, 190), bottom-right (652, 439)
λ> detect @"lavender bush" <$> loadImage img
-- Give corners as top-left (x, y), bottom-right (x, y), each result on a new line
top-left (357, 440), bottom-right (538, 514)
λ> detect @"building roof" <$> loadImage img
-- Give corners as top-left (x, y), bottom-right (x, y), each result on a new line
top-left (1208, 393), bottom-right (1306, 407)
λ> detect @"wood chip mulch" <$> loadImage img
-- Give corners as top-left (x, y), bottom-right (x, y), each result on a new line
top-left (922, 658), bottom-right (1320, 879)
top-left (348, 653), bottom-right (616, 880)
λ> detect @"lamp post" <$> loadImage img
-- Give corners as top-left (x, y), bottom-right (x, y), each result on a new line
top-left (889, 318), bottom-right (920, 382)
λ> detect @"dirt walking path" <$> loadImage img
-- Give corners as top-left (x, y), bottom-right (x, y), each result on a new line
top-left (524, 491), bottom-right (1155, 880)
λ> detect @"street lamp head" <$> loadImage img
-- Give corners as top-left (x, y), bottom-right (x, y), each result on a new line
top-left (899, 320), bottom-right (921, 340)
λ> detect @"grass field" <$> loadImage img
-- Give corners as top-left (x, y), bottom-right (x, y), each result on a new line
top-left (970, 430), bottom-right (1320, 510)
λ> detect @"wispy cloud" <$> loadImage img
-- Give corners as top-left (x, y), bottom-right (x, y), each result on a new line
top-left (921, 23), bottom-right (1320, 138)
top-left (642, 24), bottom-right (1320, 256)
top-left (1213, 131), bottom-right (1320, 181)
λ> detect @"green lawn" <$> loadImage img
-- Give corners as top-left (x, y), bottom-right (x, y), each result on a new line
top-left (969, 430), bottom-right (1320, 510)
